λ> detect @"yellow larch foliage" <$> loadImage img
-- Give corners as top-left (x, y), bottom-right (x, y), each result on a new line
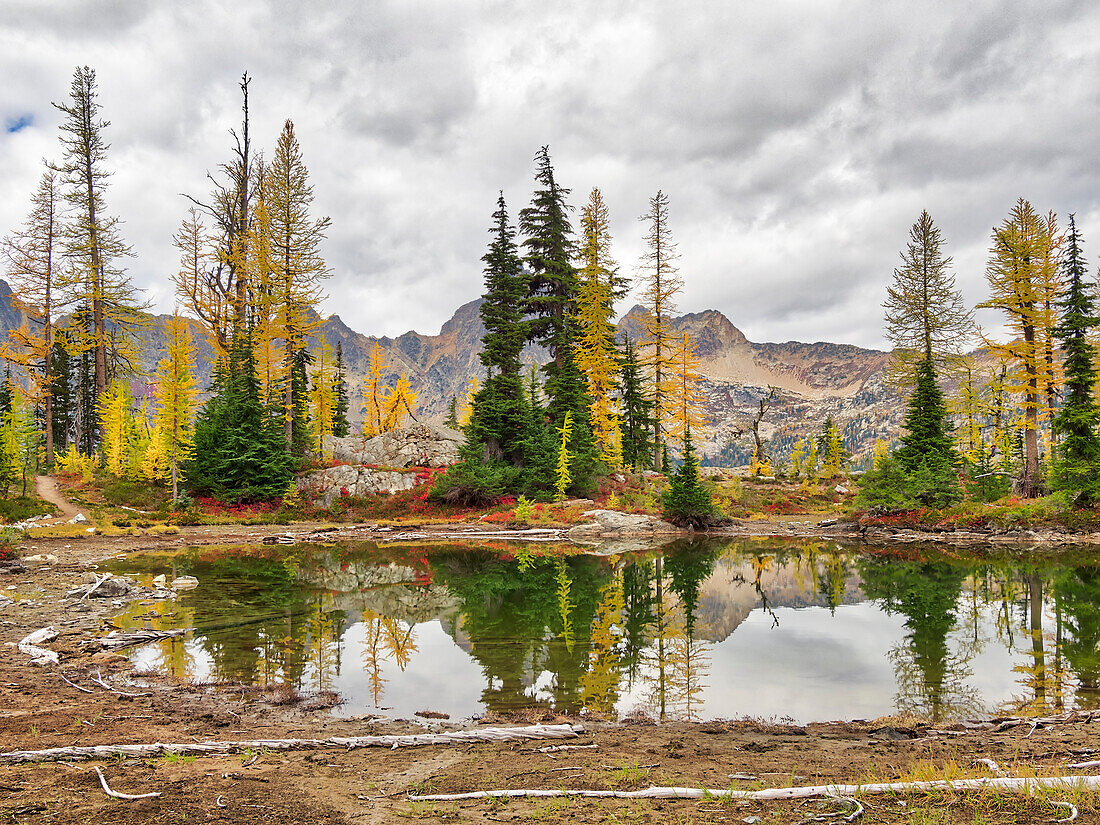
top-left (381, 373), bottom-right (418, 432)
top-left (1, 170), bottom-right (65, 465)
top-left (574, 188), bottom-right (624, 467)
top-left (362, 342), bottom-right (386, 437)
top-left (872, 437), bottom-right (889, 470)
top-left (171, 207), bottom-right (229, 356)
top-left (579, 579), bottom-right (624, 714)
top-left (153, 312), bottom-right (199, 499)
top-left (555, 411), bottom-right (573, 501)
top-left (247, 171), bottom-right (283, 399)
top-left (268, 121), bottom-right (331, 446)
top-left (977, 199), bottom-right (1061, 495)
top-left (667, 333), bottom-right (706, 446)
top-left (953, 365), bottom-right (986, 464)
top-left (459, 375), bottom-right (478, 427)
top-left (97, 379), bottom-right (132, 477)
top-left (310, 336), bottom-right (336, 455)
top-left (638, 190), bottom-right (683, 466)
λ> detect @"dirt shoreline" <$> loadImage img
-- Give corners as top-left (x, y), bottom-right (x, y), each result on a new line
top-left (3, 522), bottom-right (1100, 823)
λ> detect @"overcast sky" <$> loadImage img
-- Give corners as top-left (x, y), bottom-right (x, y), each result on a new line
top-left (2, 1), bottom-right (1099, 349)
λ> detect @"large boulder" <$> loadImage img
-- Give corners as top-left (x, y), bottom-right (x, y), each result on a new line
top-left (566, 509), bottom-right (684, 539)
top-left (297, 464), bottom-right (418, 507)
top-left (323, 423), bottom-right (462, 468)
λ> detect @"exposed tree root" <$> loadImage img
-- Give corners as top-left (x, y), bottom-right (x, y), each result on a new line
top-left (93, 766), bottom-right (160, 800)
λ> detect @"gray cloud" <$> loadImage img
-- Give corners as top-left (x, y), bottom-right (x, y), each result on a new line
top-left (3, 0), bottom-right (1100, 350)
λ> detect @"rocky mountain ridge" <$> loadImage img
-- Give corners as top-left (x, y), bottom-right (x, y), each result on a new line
top-left (0, 282), bottom-right (904, 466)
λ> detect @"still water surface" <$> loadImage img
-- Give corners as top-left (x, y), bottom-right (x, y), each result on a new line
top-left (106, 539), bottom-right (1100, 723)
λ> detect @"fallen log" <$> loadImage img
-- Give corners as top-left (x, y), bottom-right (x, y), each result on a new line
top-left (408, 774), bottom-right (1100, 804)
top-left (99, 629), bottom-right (187, 651)
top-left (0, 723), bottom-right (582, 764)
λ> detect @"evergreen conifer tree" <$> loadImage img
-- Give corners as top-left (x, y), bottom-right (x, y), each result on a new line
top-left (519, 146), bottom-right (576, 376)
top-left (444, 396), bottom-right (459, 430)
top-left (660, 427), bottom-right (715, 528)
top-left (894, 359), bottom-right (959, 473)
top-left (472, 193), bottom-right (529, 465)
top-left (1050, 215), bottom-right (1100, 504)
top-left (186, 330), bottom-right (292, 501)
top-left (619, 335), bottom-right (655, 470)
top-left (331, 341), bottom-right (350, 437)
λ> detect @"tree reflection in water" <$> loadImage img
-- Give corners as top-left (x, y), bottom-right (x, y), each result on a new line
top-left (108, 541), bottom-right (1100, 723)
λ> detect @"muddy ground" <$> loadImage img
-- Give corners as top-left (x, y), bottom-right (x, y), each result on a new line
top-left (2, 527), bottom-right (1099, 824)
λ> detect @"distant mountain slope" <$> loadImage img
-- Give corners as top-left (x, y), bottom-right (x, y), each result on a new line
top-left (0, 281), bottom-right (904, 466)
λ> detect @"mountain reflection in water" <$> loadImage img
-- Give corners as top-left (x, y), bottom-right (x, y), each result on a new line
top-left (107, 539), bottom-right (1100, 723)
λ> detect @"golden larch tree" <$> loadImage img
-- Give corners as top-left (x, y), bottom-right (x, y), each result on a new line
top-left (638, 190), bottom-right (683, 468)
top-left (574, 188), bottom-right (623, 466)
top-left (268, 119), bottom-right (331, 447)
top-left (667, 333), bottom-right (706, 447)
top-left (310, 336), bottom-right (336, 455)
top-left (977, 199), bottom-right (1060, 496)
top-left (1, 170), bottom-right (66, 465)
top-left (153, 312), bottom-right (199, 501)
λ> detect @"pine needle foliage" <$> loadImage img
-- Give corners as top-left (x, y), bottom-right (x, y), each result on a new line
top-left (660, 427), bottom-right (716, 529)
top-left (186, 331), bottom-right (291, 502)
top-left (638, 190), bottom-right (683, 467)
top-left (977, 199), bottom-right (1061, 497)
top-left (619, 335), bottom-right (656, 471)
top-left (1050, 215), bottom-right (1100, 505)
top-left (883, 210), bottom-right (973, 383)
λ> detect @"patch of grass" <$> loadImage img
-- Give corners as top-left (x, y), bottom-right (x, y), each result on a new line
top-left (100, 477), bottom-right (171, 511)
top-left (0, 496), bottom-right (57, 523)
top-left (396, 800), bottom-right (457, 819)
top-left (161, 752), bottom-right (196, 764)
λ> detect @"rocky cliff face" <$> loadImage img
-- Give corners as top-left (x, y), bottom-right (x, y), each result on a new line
top-left (617, 305), bottom-right (901, 467)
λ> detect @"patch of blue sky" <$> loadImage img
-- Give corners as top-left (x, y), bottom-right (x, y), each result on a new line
top-left (5, 114), bottom-right (33, 134)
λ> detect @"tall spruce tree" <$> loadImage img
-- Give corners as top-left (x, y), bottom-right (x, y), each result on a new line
top-left (517, 148), bottom-right (596, 490)
top-left (894, 357), bottom-right (961, 506)
top-left (619, 335), bottom-right (655, 471)
top-left (1050, 215), bottom-right (1100, 504)
top-left (470, 193), bottom-right (529, 464)
top-left (186, 330), bottom-right (291, 501)
top-left (519, 146), bottom-right (576, 374)
top-left (331, 341), bottom-right (350, 437)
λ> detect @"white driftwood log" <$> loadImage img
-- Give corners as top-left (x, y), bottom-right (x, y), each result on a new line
top-left (0, 724), bottom-right (581, 764)
top-left (18, 627), bottom-right (59, 665)
top-left (409, 774), bottom-right (1100, 802)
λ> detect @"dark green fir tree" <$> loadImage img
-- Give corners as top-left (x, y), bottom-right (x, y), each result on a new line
top-left (619, 335), bottom-right (655, 470)
top-left (331, 341), bottom-right (350, 437)
top-left (48, 333), bottom-right (75, 456)
top-left (660, 426), bottom-right (716, 528)
top-left (186, 330), bottom-right (292, 501)
top-left (519, 146), bottom-right (577, 376)
top-left (1050, 214), bottom-right (1100, 505)
top-left (444, 396), bottom-right (459, 430)
top-left (290, 348), bottom-right (312, 458)
top-left (471, 192), bottom-right (529, 465)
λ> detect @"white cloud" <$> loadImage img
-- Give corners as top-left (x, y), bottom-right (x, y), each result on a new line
top-left (3, 0), bottom-right (1100, 347)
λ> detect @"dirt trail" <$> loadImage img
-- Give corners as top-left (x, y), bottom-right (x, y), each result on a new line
top-left (33, 474), bottom-right (86, 521)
